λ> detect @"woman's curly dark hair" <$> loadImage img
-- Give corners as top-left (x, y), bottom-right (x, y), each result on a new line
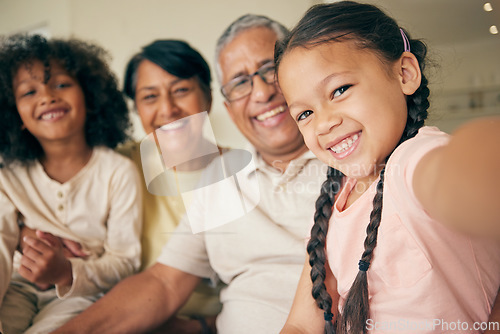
top-left (0, 34), bottom-right (131, 165)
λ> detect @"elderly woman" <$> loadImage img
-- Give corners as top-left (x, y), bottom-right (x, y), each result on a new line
top-left (119, 39), bottom-right (222, 333)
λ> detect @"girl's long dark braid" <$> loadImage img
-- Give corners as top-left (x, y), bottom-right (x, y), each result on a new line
top-left (307, 167), bottom-right (343, 333)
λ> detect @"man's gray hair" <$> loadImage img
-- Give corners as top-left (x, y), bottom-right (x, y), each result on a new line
top-left (214, 14), bottom-right (289, 84)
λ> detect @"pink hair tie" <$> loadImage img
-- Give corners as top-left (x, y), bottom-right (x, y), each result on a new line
top-left (400, 28), bottom-right (411, 52)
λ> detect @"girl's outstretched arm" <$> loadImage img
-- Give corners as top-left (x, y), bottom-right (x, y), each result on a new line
top-left (414, 117), bottom-right (500, 239)
top-left (281, 257), bottom-right (338, 334)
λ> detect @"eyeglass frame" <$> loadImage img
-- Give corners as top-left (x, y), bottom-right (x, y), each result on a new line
top-left (220, 61), bottom-right (276, 102)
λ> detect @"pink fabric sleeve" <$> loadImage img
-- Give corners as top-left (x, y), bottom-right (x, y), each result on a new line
top-left (386, 126), bottom-right (450, 215)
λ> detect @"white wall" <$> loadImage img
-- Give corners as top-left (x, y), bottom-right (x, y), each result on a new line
top-left (0, 0), bottom-right (71, 37)
top-left (0, 0), bottom-right (316, 147)
top-left (427, 38), bottom-right (500, 133)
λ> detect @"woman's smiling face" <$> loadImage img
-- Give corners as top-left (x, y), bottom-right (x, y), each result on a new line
top-left (134, 59), bottom-right (211, 154)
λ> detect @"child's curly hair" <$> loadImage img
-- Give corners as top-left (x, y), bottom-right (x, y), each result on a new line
top-left (0, 34), bottom-right (131, 165)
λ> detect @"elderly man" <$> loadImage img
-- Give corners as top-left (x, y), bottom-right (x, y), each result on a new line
top-left (52, 14), bottom-right (325, 334)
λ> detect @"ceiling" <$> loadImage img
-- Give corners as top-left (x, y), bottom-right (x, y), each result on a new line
top-left (352, 0), bottom-right (500, 47)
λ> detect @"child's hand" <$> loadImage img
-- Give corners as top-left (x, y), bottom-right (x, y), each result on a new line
top-left (61, 238), bottom-right (90, 258)
top-left (18, 230), bottom-right (73, 288)
top-left (19, 225), bottom-right (89, 259)
top-left (18, 224), bottom-right (38, 252)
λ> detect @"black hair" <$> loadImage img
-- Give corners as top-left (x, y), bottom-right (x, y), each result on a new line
top-left (123, 39), bottom-right (212, 103)
top-left (275, 1), bottom-right (429, 333)
top-left (0, 34), bottom-right (130, 165)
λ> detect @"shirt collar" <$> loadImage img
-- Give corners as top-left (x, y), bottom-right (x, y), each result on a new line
top-left (247, 145), bottom-right (317, 177)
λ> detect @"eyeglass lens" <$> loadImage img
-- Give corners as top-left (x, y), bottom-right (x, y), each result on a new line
top-left (222, 62), bottom-right (276, 101)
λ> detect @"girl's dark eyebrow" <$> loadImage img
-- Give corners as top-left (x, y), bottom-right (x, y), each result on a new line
top-left (51, 71), bottom-right (73, 78)
top-left (319, 71), bottom-right (351, 87)
top-left (13, 77), bottom-right (38, 91)
top-left (287, 71), bottom-right (352, 110)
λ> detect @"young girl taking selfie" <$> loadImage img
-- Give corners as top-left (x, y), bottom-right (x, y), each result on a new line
top-left (0, 34), bottom-right (142, 334)
top-left (275, 1), bottom-right (500, 333)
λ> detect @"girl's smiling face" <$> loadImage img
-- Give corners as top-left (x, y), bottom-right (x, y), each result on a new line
top-left (13, 60), bottom-right (87, 146)
top-left (278, 40), bottom-right (413, 184)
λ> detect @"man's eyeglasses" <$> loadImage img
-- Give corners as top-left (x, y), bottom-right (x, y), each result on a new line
top-left (221, 62), bottom-right (276, 102)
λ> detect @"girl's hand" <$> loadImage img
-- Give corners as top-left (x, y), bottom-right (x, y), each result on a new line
top-left (61, 237), bottom-right (90, 258)
top-left (19, 225), bottom-right (89, 258)
top-left (18, 224), bottom-right (38, 252)
top-left (18, 230), bottom-right (73, 288)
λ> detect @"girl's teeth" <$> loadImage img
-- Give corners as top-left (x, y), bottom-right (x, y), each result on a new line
top-left (331, 133), bottom-right (360, 153)
top-left (41, 111), bottom-right (64, 120)
top-left (256, 105), bottom-right (285, 121)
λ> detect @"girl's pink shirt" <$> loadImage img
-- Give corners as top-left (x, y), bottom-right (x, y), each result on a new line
top-left (326, 127), bottom-right (500, 333)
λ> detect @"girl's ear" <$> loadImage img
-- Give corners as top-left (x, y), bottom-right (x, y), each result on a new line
top-left (398, 52), bottom-right (421, 95)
